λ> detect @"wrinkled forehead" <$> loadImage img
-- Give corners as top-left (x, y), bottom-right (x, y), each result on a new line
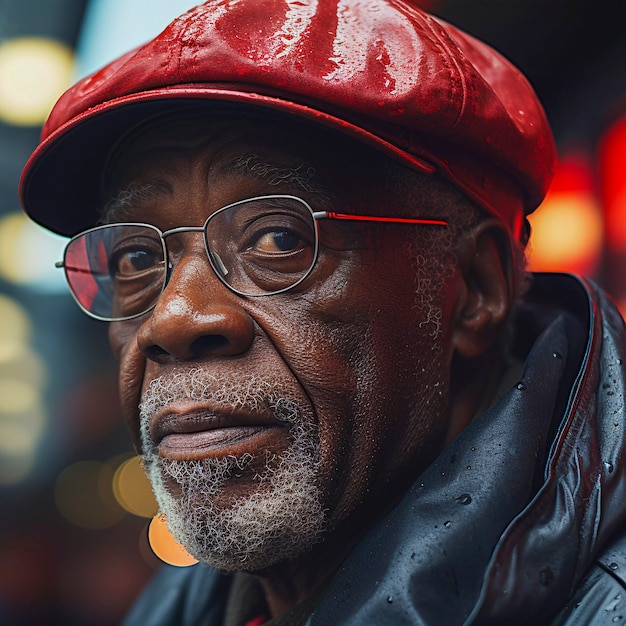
top-left (102, 112), bottom-right (375, 197)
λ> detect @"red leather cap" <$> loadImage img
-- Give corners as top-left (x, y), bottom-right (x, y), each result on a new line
top-left (20, 0), bottom-right (556, 240)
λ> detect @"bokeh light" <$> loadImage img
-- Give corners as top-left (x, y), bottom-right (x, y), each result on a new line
top-left (527, 156), bottom-right (603, 276)
top-left (0, 294), bottom-right (31, 359)
top-left (0, 401), bottom-right (44, 485)
top-left (112, 455), bottom-right (158, 518)
top-left (55, 460), bottom-right (126, 529)
top-left (0, 378), bottom-right (39, 414)
top-left (0, 212), bottom-right (66, 291)
top-left (600, 113), bottom-right (626, 253)
top-left (0, 37), bottom-right (74, 126)
top-left (0, 295), bottom-right (47, 485)
top-left (148, 514), bottom-right (198, 567)
top-left (528, 194), bottom-right (604, 274)
top-left (0, 347), bottom-right (46, 389)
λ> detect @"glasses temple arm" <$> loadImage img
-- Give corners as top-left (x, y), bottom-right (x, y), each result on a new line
top-left (313, 211), bottom-right (447, 226)
top-left (54, 262), bottom-right (110, 277)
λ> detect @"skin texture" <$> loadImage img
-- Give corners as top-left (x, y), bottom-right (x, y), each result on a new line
top-left (106, 115), bottom-right (515, 616)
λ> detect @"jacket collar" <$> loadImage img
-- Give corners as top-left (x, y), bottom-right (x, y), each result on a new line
top-left (308, 274), bottom-right (626, 625)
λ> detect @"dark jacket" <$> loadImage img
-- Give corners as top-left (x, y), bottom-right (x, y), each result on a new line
top-left (123, 273), bottom-right (626, 625)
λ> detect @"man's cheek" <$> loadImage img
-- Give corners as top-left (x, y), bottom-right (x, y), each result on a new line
top-left (108, 321), bottom-right (147, 449)
top-left (108, 320), bottom-right (138, 361)
top-left (117, 337), bottom-right (147, 451)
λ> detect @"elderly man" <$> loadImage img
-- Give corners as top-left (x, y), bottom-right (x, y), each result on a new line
top-left (19, 1), bottom-right (626, 624)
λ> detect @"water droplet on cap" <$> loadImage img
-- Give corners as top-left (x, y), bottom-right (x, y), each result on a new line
top-left (456, 494), bottom-right (472, 505)
top-left (516, 382), bottom-right (527, 391)
top-left (444, 520), bottom-right (451, 528)
top-left (387, 596), bottom-right (393, 604)
top-left (610, 562), bottom-right (619, 571)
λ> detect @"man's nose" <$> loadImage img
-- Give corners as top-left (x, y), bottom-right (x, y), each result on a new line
top-left (136, 250), bottom-right (255, 363)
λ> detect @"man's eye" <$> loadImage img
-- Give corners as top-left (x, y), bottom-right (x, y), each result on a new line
top-left (111, 249), bottom-right (161, 275)
top-left (254, 230), bottom-right (302, 253)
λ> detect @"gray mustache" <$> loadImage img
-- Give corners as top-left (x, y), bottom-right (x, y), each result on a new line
top-left (139, 369), bottom-right (307, 425)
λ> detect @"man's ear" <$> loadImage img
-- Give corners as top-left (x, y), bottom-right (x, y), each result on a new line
top-left (451, 220), bottom-right (516, 358)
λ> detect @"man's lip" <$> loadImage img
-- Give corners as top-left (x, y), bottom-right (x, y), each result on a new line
top-left (150, 407), bottom-right (286, 460)
top-left (158, 426), bottom-right (284, 460)
top-left (151, 406), bottom-right (278, 446)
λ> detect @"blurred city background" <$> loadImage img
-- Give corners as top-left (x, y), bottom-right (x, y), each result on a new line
top-left (0, 0), bottom-right (625, 624)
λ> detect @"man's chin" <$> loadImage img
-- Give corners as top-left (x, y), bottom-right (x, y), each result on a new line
top-left (145, 447), bottom-right (327, 572)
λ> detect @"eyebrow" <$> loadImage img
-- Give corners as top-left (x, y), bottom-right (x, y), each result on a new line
top-left (101, 152), bottom-right (334, 224)
top-left (100, 182), bottom-right (171, 224)
top-left (223, 153), bottom-right (334, 207)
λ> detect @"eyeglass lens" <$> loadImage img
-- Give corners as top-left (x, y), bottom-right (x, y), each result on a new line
top-left (62, 196), bottom-right (318, 321)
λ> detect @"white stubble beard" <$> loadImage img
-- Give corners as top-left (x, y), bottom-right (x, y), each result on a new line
top-left (139, 369), bottom-right (327, 572)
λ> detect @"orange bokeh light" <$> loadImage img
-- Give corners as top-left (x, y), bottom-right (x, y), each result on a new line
top-left (148, 514), bottom-right (198, 567)
top-left (527, 155), bottom-right (603, 275)
top-left (112, 455), bottom-right (158, 518)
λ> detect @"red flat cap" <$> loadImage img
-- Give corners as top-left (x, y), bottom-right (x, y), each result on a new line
top-left (20, 0), bottom-right (556, 240)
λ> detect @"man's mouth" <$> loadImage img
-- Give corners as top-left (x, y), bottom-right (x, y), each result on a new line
top-left (151, 408), bottom-right (287, 460)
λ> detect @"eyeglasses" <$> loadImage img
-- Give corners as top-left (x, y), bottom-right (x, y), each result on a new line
top-left (56, 194), bottom-right (448, 321)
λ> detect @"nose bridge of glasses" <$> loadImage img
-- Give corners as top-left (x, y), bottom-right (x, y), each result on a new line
top-left (160, 225), bottom-right (208, 266)
top-left (161, 225), bottom-right (206, 238)
top-left (160, 224), bottom-right (232, 292)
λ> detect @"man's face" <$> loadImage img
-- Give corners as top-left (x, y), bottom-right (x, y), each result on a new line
top-left (107, 116), bottom-right (460, 572)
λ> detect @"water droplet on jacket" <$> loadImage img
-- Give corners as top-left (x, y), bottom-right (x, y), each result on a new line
top-left (552, 352), bottom-right (562, 359)
top-left (618, 358), bottom-right (623, 365)
top-left (610, 562), bottom-right (619, 570)
top-left (466, 465), bottom-right (472, 471)
top-left (605, 596), bottom-right (621, 611)
top-left (444, 520), bottom-right (451, 528)
top-left (387, 596), bottom-right (393, 604)
top-left (471, 447), bottom-right (476, 452)
top-left (605, 462), bottom-right (615, 474)
top-left (516, 382), bottom-right (526, 391)
top-left (612, 616), bottom-right (621, 623)
top-left (539, 566), bottom-right (554, 586)
top-left (456, 494), bottom-right (472, 505)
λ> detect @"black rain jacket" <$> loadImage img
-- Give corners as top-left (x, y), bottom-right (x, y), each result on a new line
top-left (123, 273), bottom-right (626, 625)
